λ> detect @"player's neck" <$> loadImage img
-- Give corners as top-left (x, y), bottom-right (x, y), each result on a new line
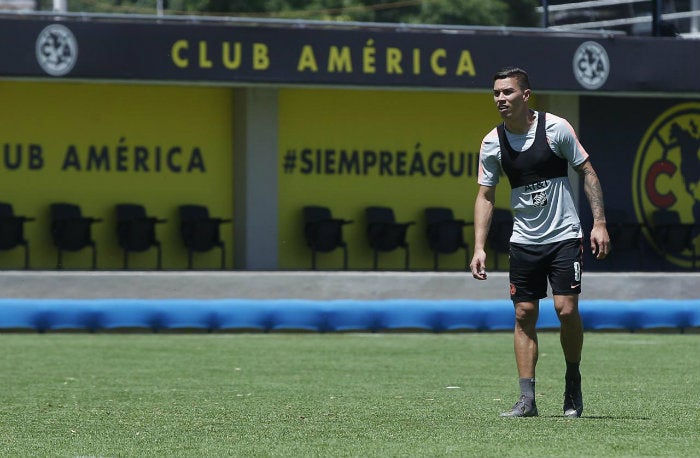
top-left (504, 110), bottom-right (536, 135)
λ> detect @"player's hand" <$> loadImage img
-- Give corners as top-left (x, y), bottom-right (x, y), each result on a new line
top-left (469, 250), bottom-right (488, 280)
top-left (590, 222), bottom-right (611, 260)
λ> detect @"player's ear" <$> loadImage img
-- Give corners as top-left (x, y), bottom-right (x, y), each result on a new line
top-left (522, 88), bottom-right (531, 102)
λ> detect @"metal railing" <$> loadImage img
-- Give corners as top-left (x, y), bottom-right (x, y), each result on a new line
top-left (537, 0), bottom-right (700, 37)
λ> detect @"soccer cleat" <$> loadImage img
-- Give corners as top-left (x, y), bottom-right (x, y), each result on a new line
top-left (500, 395), bottom-right (538, 418)
top-left (563, 379), bottom-right (583, 418)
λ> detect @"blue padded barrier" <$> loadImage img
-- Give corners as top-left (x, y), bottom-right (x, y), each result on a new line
top-left (377, 300), bottom-right (442, 331)
top-left (0, 301), bottom-right (43, 331)
top-left (324, 300), bottom-right (382, 332)
top-left (214, 299), bottom-right (273, 332)
top-left (39, 300), bottom-right (103, 332)
top-left (0, 298), bottom-right (699, 333)
top-left (154, 300), bottom-right (220, 331)
top-left (95, 299), bottom-right (162, 331)
top-left (634, 299), bottom-right (700, 330)
top-left (580, 300), bottom-right (640, 331)
top-left (267, 300), bottom-right (329, 332)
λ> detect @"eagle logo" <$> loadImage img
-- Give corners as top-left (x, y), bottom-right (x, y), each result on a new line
top-left (573, 41), bottom-right (609, 90)
top-left (633, 103), bottom-right (700, 269)
top-left (35, 24), bottom-right (78, 76)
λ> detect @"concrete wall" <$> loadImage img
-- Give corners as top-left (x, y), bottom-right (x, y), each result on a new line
top-left (233, 88), bottom-right (279, 270)
top-left (1, 271), bottom-right (698, 301)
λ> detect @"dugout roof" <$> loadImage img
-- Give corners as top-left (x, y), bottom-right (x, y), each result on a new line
top-left (1, 12), bottom-right (699, 94)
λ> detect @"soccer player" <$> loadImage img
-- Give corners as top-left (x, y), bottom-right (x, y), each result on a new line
top-left (470, 67), bottom-right (610, 418)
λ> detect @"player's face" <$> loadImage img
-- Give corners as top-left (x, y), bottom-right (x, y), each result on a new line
top-left (493, 77), bottom-right (530, 120)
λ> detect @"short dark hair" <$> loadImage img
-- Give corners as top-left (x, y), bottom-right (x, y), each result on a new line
top-left (493, 67), bottom-right (531, 91)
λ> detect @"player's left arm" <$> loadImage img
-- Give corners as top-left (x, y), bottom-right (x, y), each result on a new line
top-left (549, 115), bottom-right (611, 259)
top-left (576, 159), bottom-right (611, 260)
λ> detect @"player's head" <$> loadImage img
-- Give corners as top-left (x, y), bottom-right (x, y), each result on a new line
top-left (494, 67), bottom-right (531, 92)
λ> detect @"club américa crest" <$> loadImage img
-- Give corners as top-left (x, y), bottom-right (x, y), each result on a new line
top-left (632, 103), bottom-right (700, 269)
top-left (35, 24), bottom-right (78, 76)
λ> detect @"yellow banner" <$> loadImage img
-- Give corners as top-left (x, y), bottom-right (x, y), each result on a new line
top-left (0, 81), bottom-right (234, 270)
top-left (278, 88), bottom-right (510, 271)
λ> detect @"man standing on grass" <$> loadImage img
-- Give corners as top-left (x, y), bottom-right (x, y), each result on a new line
top-left (469, 67), bottom-right (610, 418)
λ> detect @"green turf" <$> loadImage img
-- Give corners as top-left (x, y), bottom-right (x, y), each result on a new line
top-left (0, 332), bottom-right (697, 457)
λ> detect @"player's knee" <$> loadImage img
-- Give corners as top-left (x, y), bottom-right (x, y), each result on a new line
top-left (514, 303), bottom-right (537, 324)
top-left (557, 305), bottom-right (580, 322)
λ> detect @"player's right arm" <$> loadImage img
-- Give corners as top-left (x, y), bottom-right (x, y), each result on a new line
top-left (470, 185), bottom-right (496, 280)
top-left (471, 129), bottom-right (501, 280)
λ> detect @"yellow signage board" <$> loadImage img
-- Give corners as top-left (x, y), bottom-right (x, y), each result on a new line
top-left (278, 88), bottom-right (510, 271)
top-left (0, 81), bottom-right (234, 270)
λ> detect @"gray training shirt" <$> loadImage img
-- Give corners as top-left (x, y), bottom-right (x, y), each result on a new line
top-left (478, 111), bottom-right (589, 245)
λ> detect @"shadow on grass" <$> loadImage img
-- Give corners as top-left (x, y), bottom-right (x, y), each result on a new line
top-left (536, 415), bottom-right (652, 420)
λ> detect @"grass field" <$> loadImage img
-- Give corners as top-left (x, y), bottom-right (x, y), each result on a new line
top-left (0, 332), bottom-right (698, 457)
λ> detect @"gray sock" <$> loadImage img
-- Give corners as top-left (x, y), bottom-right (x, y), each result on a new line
top-left (519, 377), bottom-right (536, 401)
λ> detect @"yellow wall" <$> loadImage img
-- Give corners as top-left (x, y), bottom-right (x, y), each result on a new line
top-left (0, 81), bottom-right (234, 270)
top-left (278, 88), bottom-right (511, 271)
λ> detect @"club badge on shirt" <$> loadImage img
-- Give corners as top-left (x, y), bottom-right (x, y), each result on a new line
top-left (532, 191), bottom-right (548, 207)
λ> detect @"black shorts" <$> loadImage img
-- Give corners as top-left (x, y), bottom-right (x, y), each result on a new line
top-left (509, 238), bottom-right (583, 302)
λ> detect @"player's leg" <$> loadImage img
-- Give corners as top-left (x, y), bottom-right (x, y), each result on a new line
top-left (553, 294), bottom-right (583, 363)
top-left (554, 293), bottom-right (584, 417)
top-left (514, 299), bottom-right (539, 380)
top-left (500, 299), bottom-right (540, 417)
top-left (501, 243), bottom-right (547, 418)
top-left (550, 239), bottom-right (585, 418)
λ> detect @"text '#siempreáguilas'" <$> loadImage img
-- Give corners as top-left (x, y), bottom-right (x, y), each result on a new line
top-left (291, 146), bottom-right (479, 178)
